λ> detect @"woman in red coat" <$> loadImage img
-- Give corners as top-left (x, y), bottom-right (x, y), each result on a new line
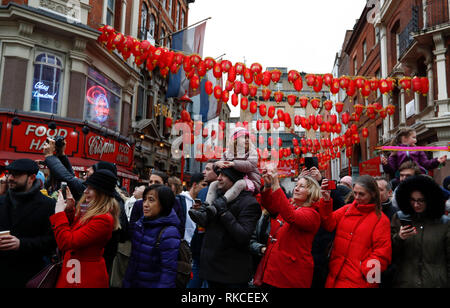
top-left (50, 170), bottom-right (121, 288)
top-left (257, 166), bottom-right (326, 288)
top-left (319, 175), bottom-right (392, 288)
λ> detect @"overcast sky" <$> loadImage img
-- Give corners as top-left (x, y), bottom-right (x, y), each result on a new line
top-left (187, 0), bottom-right (369, 116)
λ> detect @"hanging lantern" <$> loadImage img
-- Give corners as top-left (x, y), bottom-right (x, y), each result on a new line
top-left (335, 101), bottom-right (344, 113)
top-left (292, 138), bottom-right (299, 147)
top-left (231, 93), bottom-right (239, 107)
top-left (294, 115), bottom-right (302, 127)
top-left (234, 62), bottom-right (246, 75)
top-left (313, 75), bottom-right (323, 92)
top-left (293, 78), bottom-right (303, 92)
top-left (241, 83), bottom-right (250, 96)
top-left (262, 71), bottom-right (272, 87)
top-left (335, 123), bottom-right (342, 134)
top-left (346, 80), bottom-right (357, 98)
top-left (227, 66), bottom-right (237, 82)
top-left (180, 109), bottom-right (191, 122)
top-left (220, 60), bottom-right (232, 73)
top-left (309, 114), bottom-right (316, 127)
top-left (204, 57), bottom-right (216, 71)
top-left (386, 77), bottom-right (396, 93)
top-left (274, 91), bottom-right (284, 103)
top-left (213, 86), bottom-right (222, 100)
top-left (233, 81), bottom-right (242, 95)
top-left (268, 106), bottom-right (276, 118)
top-left (420, 77), bottom-right (429, 96)
top-left (254, 73), bottom-right (264, 86)
top-left (351, 112), bottom-right (361, 122)
top-left (250, 101), bottom-right (258, 114)
top-left (386, 104), bottom-right (396, 116)
top-left (277, 109), bottom-right (284, 121)
top-left (355, 76), bottom-right (366, 89)
top-left (165, 117), bottom-right (173, 128)
top-left (323, 73), bottom-right (333, 87)
top-left (354, 104), bottom-right (365, 115)
top-left (271, 69), bottom-right (282, 83)
top-left (316, 114), bottom-right (324, 125)
top-left (189, 74), bottom-right (200, 91)
top-left (299, 96), bottom-right (309, 108)
top-left (339, 76), bottom-right (351, 89)
top-left (330, 78), bottom-right (340, 94)
top-left (305, 74), bottom-right (316, 87)
top-left (341, 112), bottom-right (350, 125)
top-left (288, 70), bottom-right (301, 83)
top-left (225, 80), bottom-right (234, 92)
top-left (399, 76), bottom-right (412, 92)
top-left (379, 78), bottom-right (390, 95)
top-left (310, 98), bottom-right (320, 109)
top-left (379, 108), bottom-right (388, 119)
top-left (264, 119), bottom-right (271, 131)
top-left (284, 113), bottom-right (292, 128)
top-left (240, 96), bottom-right (248, 111)
top-left (362, 128), bottom-right (369, 139)
top-left (256, 120), bottom-right (263, 131)
top-left (221, 90), bottom-right (230, 104)
top-left (329, 114), bottom-right (337, 125)
top-left (249, 84), bottom-right (258, 97)
top-left (361, 80), bottom-right (372, 98)
top-left (213, 62), bottom-right (223, 79)
top-left (287, 95), bottom-right (297, 106)
top-left (262, 88), bottom-right (272, 101)
top-left (259, 104), bottom-right (267, 117)
top-left (250, 63), bottom-right (263, 75)
top-left (273, 118), bottom-right (280, 129)
top-left (243, 68), bottom-right (254, 84)
top-left (204, 80), bottom-right (213, 96)
top-left (324, 100), bottom-right (333, 111)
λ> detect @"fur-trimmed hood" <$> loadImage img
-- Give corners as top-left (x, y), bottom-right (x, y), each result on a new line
top-left (395, 175), bottom-right (446, 219)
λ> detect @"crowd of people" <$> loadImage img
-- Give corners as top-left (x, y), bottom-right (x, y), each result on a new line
top-left (0, 127), bottom-right (449, 288)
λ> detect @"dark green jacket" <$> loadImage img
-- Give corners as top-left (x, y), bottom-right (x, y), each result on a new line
top-left (391, 212), bottom-right (450, 288)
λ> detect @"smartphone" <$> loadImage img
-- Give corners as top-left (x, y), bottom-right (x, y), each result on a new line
top-left (304, 157), bottom-right (319, 170)
top-left (61, 182), bottom-right (67, 200)
top-left (400, 219), bottom-right (413, 228)
top-left (0, 230), bottom-right (10, 237)
top-left (324, 180), bottom-right (337, 190)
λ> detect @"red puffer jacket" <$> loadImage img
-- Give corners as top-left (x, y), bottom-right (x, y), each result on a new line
top-left (320, 200), bottom-right (392, 288)
top-left (259, 188), bottom-right (323, 288)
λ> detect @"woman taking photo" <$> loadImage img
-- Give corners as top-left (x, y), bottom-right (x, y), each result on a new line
top-left (319, 175), bottom-right (392, 288)
top-left (257, 166), bottom-right (325, 288)
top-left (50, 169), bottom-right (121, 288)
top-left (123, 184), bottom-right (181, 288)
top-left (391, 175), bottom-right (449, 288)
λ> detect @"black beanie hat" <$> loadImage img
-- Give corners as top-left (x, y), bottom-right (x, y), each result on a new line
top-left (92, 161), bottom-right (117, 177)
top-left (218, 167), bottom-right (245, 184)
top-left (6, 159), bottom-right (39, 175)
top-left (85, 169), bottom-right (117, 197)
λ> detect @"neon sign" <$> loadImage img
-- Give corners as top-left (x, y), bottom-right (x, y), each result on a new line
top-left (86, 85), bottom-right (110, 123)
top-left (33, 81), bottom-right (57, 100)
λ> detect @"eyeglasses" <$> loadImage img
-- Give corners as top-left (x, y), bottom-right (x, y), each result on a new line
top-left (410, 198), bottom-right (426, 205)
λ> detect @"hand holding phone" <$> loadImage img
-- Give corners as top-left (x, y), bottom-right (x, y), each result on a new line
top-left (61, 182), bottom-right (67, 200)
top-left (323, 180), bottom-right (337, 190)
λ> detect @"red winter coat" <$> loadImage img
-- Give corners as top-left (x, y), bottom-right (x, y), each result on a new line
top-left (49, 211), bottom-right (114, 288)
top-left (259, 188), bottom-right (322, 288)
top-left (320, 200), bottom-right (392, 288)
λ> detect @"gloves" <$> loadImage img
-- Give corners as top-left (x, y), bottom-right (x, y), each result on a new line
top-left (212, 196), bottom-right (228, 216)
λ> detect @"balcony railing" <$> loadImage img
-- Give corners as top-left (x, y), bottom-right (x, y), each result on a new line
top-left (423, 0), bottom-right (450, 29)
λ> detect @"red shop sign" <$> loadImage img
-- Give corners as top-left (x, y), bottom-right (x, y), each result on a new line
top-left (359, 156), bottom-right (381, 177)
top-left (9, 120), bottom-right (80, 156)
top-left (83, 132), bottom-right (133, 168)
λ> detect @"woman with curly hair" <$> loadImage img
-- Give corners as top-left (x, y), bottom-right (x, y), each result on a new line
top-left (391, 175), bottom-right (450, 288)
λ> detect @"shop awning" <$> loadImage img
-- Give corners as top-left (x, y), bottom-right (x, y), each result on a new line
top-left (0, 151), bottom-right (139, 181)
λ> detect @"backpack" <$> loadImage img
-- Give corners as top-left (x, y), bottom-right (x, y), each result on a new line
top-left (156, 226), bottom-right (192, 288)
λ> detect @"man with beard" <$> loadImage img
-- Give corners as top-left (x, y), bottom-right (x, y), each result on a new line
top-left (0, 159), bottom-right (56, 288)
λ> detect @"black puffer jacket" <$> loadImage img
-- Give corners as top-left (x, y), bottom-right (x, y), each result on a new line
top-left (194, 191), bottom-right (261, 284)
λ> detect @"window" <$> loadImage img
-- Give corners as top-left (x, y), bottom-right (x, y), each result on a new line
top-left (168, 0), bottom-right (172, 17)
top-left (162, 0), bottom-right (167, 10)
top-left (85, 67), bottom-right (121, 131)
top-left (106, 0), bottom-right (115, 27)
top-left (31, 52), bottom-right (63, 114)
top-left (395, 33), bottom-right (400, 60)
top-left (175, 2), bottom-right (180, 30)
top-left (375, 26), bottom-right (380, 45)
top-left (180, 10), bottom-right (185, 29)
top-left (149, 14), bottom-right (156, 38)
top-left (140, 3), bottom-right (148, 40)
top-left (363, 40), bottom-right (367, 62)
top-left (353, 57), bottom-right (358, 75)
top-left (160, 28), bottom-right (166, 46)
top-left (376, 70), bottom-right (381, 98)
top-left (377, 124), bottom-right (383, 143)
top-left (275, 107), bottom-right (285, 132)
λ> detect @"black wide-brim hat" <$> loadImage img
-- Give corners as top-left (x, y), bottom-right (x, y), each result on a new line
top-left (84, 169), bottom-right (117, 197)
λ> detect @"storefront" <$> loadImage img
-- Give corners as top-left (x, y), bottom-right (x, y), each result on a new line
top-left (0, 111), bottom-right (138, 193)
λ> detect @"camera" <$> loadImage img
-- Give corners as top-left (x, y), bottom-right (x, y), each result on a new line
top-left (46, 136), bottom-right (65, 154)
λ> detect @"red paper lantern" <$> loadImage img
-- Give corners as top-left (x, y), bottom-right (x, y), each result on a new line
top-left (287, 95), bottom-right (297, 106)
top-left (341, 112), bottom-right (350, 125)
top-left (262, 71), bottom-right (272, 87)
top-left (268, 106), bottom-right (276, 119)
top-left (249, 84), bottom-right (258, 97)
top-left (234, 81), bottom-right (242, 94)
top-left (240, 97), bottom-right (248, 111)
top-left (254, 73), bottom-right (263, 86)
top-left (262, 88), bottom-right (272, 101)
top-left (386, 104), bottom-right (396, 116)
top-left (221, 90), bottom-right (230, 103)
top-left (299, 96), bottom-right (309, 108)
top-left (243, 68), bottom-right (254, 84)
top-left (399, 77), bottom-right (412, 92)
top-left (361, 80), bottom-right (372, 98)
top-left (330, 78), bottom-right (340, 94)
top-left (204, 57), bottom-right (216, 71)
top-left (310, 98), bottom-right (320, 109)
top-left (294, 115), bottom-right (301, 127)
top-left (354, 104), bottom-right (365, 115)
top-left (271, 69), bottom-right (282, 83)
top-left (305, 74), bottom-right (316, 87)
top-left (323, 73), bottom-right (333, 87)
top-left (316, 114), bottom-right (323, 125)
top-left (165, 117), bottom-right (173, 128)
top-left (213, 62), bottom-right (223, 79)
top-left (250, 101), bottom-right (258, 114)
top-left (231, 93), bottom-right (238, 107)
top-left (241, 83), bottom-right (249, 96)
top-left (335, 101), bottom-right (344, 113)
top-left (250, 63), bottom-right (263, 75)
top-left (274, 91), bottom-right (284, 103)
top-left (324, 100), bottom-right (333, 111)
top-left (259, 104), bottom-right (267, 117)
top-left (213, 86), bottom-right (222, 100)
top-left (313, 75), bottom-right (323, 92)
top-left (273, 118), bottom-right (280, 129)
top-left (420, 77), bottom-right (429, 96)
top-left (234, 62), bottom-right (246, 75)
top-left (294, 78), bottom-right (303, 92)
top-left (189, 74), bottom-right (200, 91)
top-left (339, 76), bottom-right (351, 89)
top-left (288, 70), bottom-right (301, 83)
top-left (362, 128), bottom-right (369, 139)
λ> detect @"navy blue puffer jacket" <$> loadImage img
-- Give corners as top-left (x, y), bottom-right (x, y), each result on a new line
top-left (123, 209), bottom-right (181, 288)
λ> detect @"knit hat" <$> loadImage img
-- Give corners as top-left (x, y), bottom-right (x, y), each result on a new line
top-left (231, 127), bottom-right (250, 141)
top-left (340, 176), bottom-right (353, 188)
top-left (36, 171), bottom-right (45, 189)
top-left (92, 161), bottom-right (117, 177)
top-left (218, 167), bottom-right (245, 184)
top-left (443, 176), bottom-right (450, 191)
top-left (84, 169), bottom-right (117, 196)
top-left (6, 159), bottom-right (39, 175)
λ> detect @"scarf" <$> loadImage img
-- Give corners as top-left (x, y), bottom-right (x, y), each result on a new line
top-left (6, 180), bottom-right (41, 210)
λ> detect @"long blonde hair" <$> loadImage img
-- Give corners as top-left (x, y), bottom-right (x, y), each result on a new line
top-left (295, 176), bottom-right (322, 207)
top-left (76, 190), bottom-right (121, 230)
